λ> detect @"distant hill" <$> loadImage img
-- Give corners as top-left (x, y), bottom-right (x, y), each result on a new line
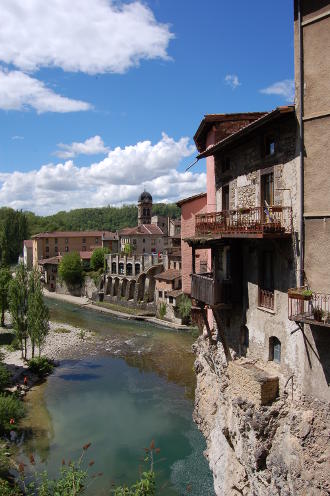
top-left (25, 203), bottom-right (181, 236)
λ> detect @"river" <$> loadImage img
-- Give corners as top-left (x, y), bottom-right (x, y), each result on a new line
top-left (18, 298), bottom-right (214, 495)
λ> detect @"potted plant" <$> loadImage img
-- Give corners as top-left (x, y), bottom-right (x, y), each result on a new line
top-left (312, 306), bottom-right (324, 322)
top-left (288, 288), bottom-right (313, 300)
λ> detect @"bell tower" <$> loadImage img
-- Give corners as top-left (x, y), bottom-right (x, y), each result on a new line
top-left (138, 190), bottom-right (152, 225)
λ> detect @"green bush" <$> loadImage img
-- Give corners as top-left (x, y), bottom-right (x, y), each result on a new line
top-left (177, 294), bottom-right (192, 323)
top-left (58, 252), bottom-right (83, 285)
top-left (0, 478), bottom-right (21, 496)
top-left (0, 394), bottom-right (25, 434)
top-left (28, 357), bottom-right (54, 377)
top-left (113, 471), bottom-right (155, 495)
top-left (158, 302), bottom-right (167, 319)
top-left (90, 247), bottom-right (110, 271)
top-left (0, 363), bottom-right (11, 390)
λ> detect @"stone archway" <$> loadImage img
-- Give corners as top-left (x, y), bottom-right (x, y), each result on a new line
top-left (106, 277), bottom-right (112, 295)
top-left (113, 277), bottom-right (120, 297)
top-left (121, 278), bottom-right (128, 298)
top-left (137, 273), bottom-right (146, 301)
top-left (128, 280), bottom-right (136, 300)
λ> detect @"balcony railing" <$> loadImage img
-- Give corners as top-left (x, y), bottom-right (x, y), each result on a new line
top-left (288, 288), bottom-right (330, 327)
top-left (191, 272), bottom-right (231, 306)
top-left (195, 206), bottom-right (292, 237)
top-left (258, 288), bottom-right (274, 310)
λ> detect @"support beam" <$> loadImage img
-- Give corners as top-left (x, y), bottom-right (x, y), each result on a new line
top-left (199, 302), bottom-right (214, 342)
top-left (212, 308), bottom-right (232, 362)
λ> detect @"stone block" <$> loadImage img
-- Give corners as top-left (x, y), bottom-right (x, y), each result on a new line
top-left (228, 362), bottom-right (279, 406)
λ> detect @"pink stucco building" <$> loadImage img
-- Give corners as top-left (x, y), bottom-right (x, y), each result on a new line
top-left (177, 193), bottom-right (208, 295)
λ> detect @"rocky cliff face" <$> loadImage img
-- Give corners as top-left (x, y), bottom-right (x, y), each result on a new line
top-left (193, 337), bottom-right (329, 496)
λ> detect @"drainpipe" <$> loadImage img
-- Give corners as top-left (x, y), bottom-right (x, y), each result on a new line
top-left (298, 0), bottom-right (305, 287)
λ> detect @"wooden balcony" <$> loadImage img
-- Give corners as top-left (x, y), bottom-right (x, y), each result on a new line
top-left (288, 288), bottom-right (330, 327)
top-left (191, 272), bottom-right (232, 307)
top-left (195, 206), bottom-right (292, 239)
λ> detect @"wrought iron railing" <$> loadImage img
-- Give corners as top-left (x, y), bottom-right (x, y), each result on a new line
top-left (191, 272), bottom-right (231, 306)
top-left (288, 288), bottom-right (330, 327)
top-left (258, 288), bottom-right (274, 310)
top-left (195, 206), bottom-right (292, 236)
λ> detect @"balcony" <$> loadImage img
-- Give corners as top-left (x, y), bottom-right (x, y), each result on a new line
top-left (191, 272), bottom-right (232, 307)
top-left (195, 206), bottom-right (292, 239)
top-left (288, 288), bottom-right (330, 327)
top-left (258, 288), bottom-right (274, 311)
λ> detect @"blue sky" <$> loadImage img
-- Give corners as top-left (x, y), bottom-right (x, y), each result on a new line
top-left (0, 0), bottom-right (294, 214)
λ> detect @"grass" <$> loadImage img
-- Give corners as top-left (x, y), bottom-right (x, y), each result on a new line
top-left (94, 301), bottom-right (155, 317)
top-left (54, 327), bottom-right (71, 334)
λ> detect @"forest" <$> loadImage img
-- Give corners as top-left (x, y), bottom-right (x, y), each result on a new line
top-left (0, 203), bottom-right (180, 264)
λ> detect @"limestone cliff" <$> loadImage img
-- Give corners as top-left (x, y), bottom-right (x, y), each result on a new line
top-left (193, 337), bottom-right (329, 496)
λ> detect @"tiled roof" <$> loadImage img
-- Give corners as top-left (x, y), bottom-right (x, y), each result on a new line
top-left (32, 230), bottom-right (114, 239)
top-left (167, 289), bottom-right (183, 298)
top-left (80, 251), bottom-right (93, 260)
top-left (38, 256), bottom-right (62, 265)
top-left (155, 269), bottom-right (181, 281)
top-left (176, 192), bottom-right (207, 207)
top-left (119, 224), bottom-right (164, 236)
top-left (197, 106), bottom-right (295, 159)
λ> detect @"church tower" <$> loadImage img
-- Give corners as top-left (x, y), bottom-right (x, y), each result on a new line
top-left (138, 190), bottom-right (152, 225)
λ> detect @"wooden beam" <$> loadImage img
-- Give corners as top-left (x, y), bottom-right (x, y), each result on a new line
top-left (199, 303), bottom-right (214, 342)
top-left (192, 246), bottom-right (196, 274)
top-left (212, 308), bottom-right (232, 362)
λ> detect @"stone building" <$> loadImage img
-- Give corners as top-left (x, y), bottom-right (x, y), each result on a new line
top-left (119, 223), bottom-right (165, 255)
top-left (155, 268), bottom-right (183, 323)
top-left (23, 239), bottom-right (33, 268)
top-left (31, 230), bottom-right (118, 266)
top-left (138, 190), bottom-right (153, 225)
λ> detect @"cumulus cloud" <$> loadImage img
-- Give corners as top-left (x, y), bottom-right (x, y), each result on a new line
top-left (0, 134), bottom-right (204, 215)
top-left (260, 79), bottom-right (295, 102)
top-left (0, 68), bottom-right (91, 113)
top-left (224, 74), bottom-right (241, 89)
top-left (0, 0), bottom-right (173, 75)
top-left (55, 136), bottom-right (109, 159)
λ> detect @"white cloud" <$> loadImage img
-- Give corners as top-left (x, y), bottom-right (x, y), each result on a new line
top-left (0, 0), bottom-right (173, 75)
top-left (11, 135), bottom-right (24, 140)
top-left (55, 136), bottom-right (109, 159)
top-left (260, 79), bottom-right (295, 102)
top-left (0, 134), bottom-right (204, 215)
top-left (0, 68), bottom-right (91, 113)
top-left (224, 74), bottom-right (241, 89)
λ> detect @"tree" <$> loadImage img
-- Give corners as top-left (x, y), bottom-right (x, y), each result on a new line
top-left (58, 252), bottom-right (83, 285)
top-left (8, 264), bottom-right (29, 359)
top-left (90, 247), bottom-right (110, 271)
top-left (123, 243), bottom-right (134, 256)
top-left (0, 208), bottom-right (28, 265)
top-left (27, 270), bottom-right (49, 357)
top-left (177, 294), bottom-right (192, 324)
top-left (0, 267), bottom-right (12, 327)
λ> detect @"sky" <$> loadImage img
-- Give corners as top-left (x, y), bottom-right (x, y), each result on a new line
top-left (0, 0), bottom-right (294, 215)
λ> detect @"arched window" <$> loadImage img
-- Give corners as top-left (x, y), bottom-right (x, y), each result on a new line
top-left (269, 336), bottom-right (281, 364)
top-left (111, 262), bottom-right (117, 274)
top-left (126, 263), bottom-right (132, 276)
top-left (135, 263), bottom-right (140, 275)
top-left (119, 262), bottom-right (124, 275)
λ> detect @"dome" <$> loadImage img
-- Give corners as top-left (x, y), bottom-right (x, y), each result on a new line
top-left (138, 190), bottom-right (152, 203)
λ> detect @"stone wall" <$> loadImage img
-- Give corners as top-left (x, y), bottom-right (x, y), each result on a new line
top-left (193, 337), bottom-right (330, 496)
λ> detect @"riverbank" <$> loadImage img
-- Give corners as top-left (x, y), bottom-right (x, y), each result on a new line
top-left (43, 289), bottom-right (194, 331)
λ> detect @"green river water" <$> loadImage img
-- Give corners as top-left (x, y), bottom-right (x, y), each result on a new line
top-left (18, 299), bottom-right (215, 495)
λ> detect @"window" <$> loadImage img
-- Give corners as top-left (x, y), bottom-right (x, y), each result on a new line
top-left (65, 238), bottom-right (68, 244)
top-left (55, 238), bottom-right (58, 244)
top-left (221, 157), bottom-right (230, 173)
top-left (143, 238), bottom-right (145, 243)
top-left (65, 246), bottom-right (69, 252)
top-left (158, 290), bottom-right (163, 298)
top-left (46, 246), bottom-right (49, 253)
top-left (119, 263), bottom-right (124, 275)
top-left (55, 246), bottom-right (58, 254)
top-left (45, 238), bottom-right (49, 245)
top-left (112, 262), bottom-right (117, 274)
top-left (261, 172), bottom-right (274, 207)
top-left (269, 337), bottom-right (281, 363)
top-left (133, 239), bottom-right (137, 245)
top-left (169, 296), bottom-right (174, 304)
top-left (95, 238), bottom-right (99, 244)
top-left (259, 251), bottom-right (274, 310)
top-left (82, 238), bottom-right (86, 244)
top-left (135, 263), bottom-right (140, 275)
top-left (265, 136), bottom-right (275, 156)
top-left (126, 263), bottom-right (132, 276)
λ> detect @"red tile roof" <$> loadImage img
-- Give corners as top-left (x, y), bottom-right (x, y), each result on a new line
top-left (80, 251), bottom-right (93, 260)
top-left (32, 230), bottom-right (114, 239)
top-left (176, 192), bottom-right (207, 207)
top-left (155, 269), bottom-right (181, 281)
top-left (38, 256), bottom-right (62, 265)
top-left (119, 224), bottom-right (164, 236)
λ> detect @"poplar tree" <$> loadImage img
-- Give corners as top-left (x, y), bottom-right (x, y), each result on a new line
top-left (0, 267), bottom-right (12, 327)
top-left (9, 264), bottom-right (29, 359)
top-left (27, 270), bottom-right (49, 357)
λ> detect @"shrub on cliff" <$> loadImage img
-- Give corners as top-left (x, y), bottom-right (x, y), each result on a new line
top-left (58, 252), bottom-right (83, 285)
